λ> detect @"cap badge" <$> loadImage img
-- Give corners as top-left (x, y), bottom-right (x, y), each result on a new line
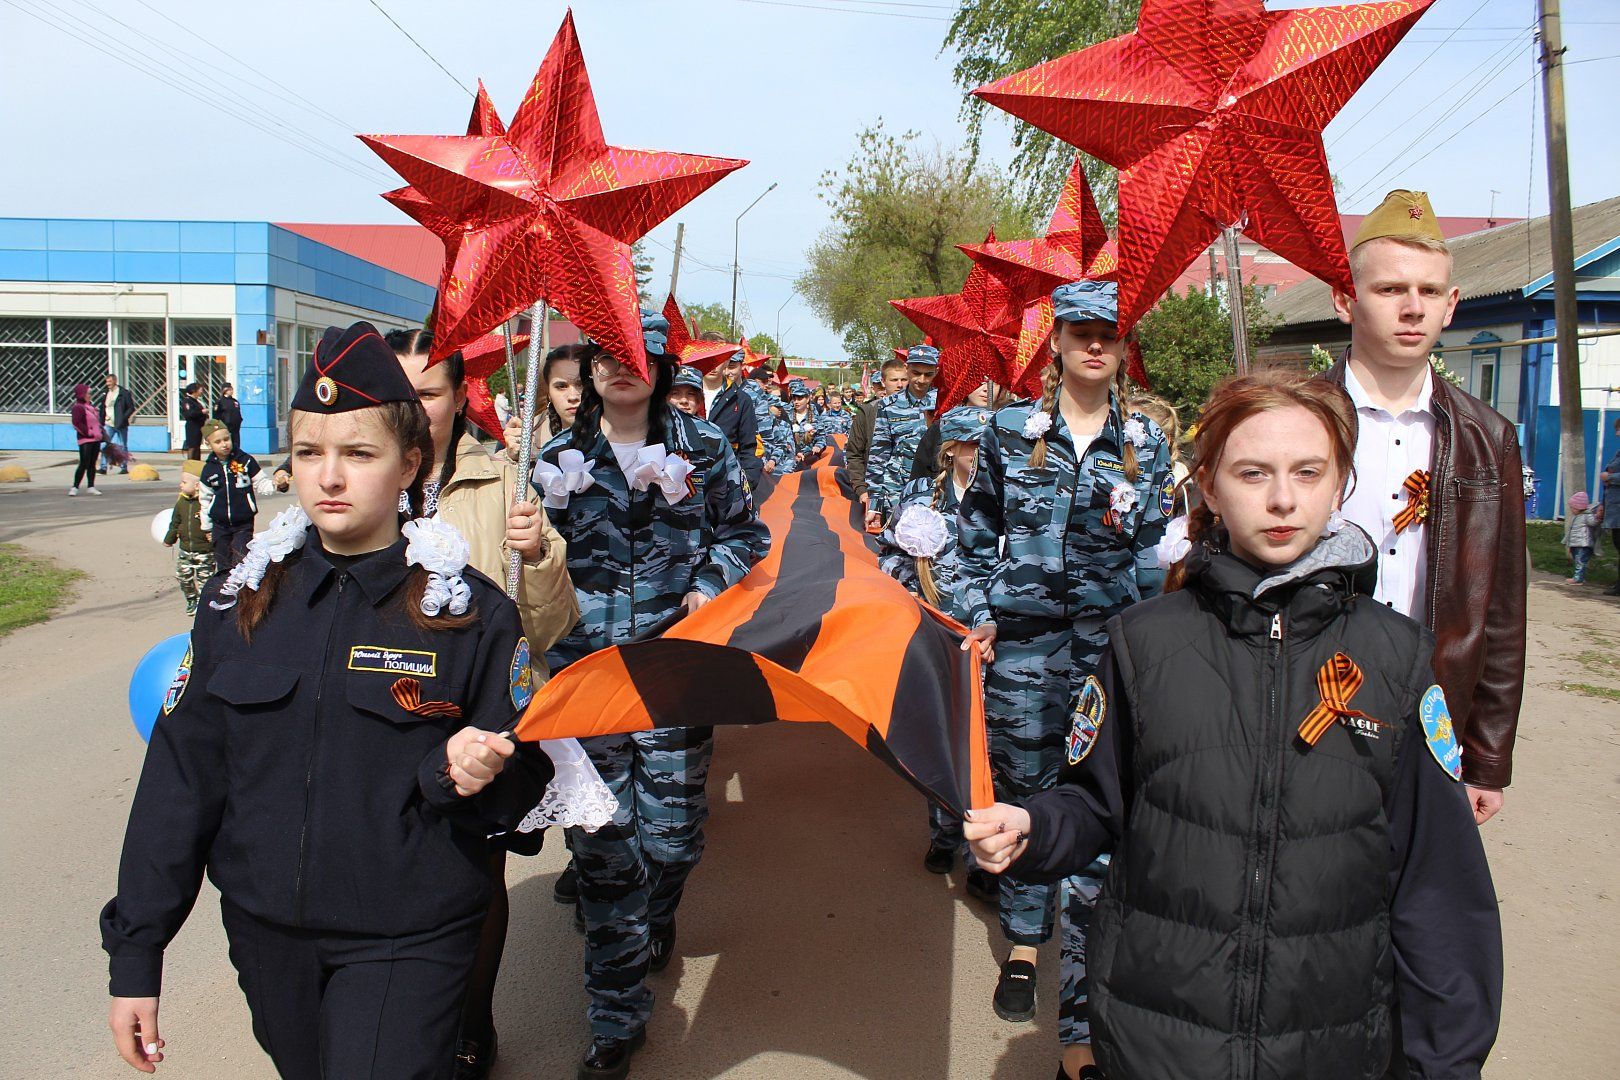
top-left (314, 376), bottom-right (339, 406)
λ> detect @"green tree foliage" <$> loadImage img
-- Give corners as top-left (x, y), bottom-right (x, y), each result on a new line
top-left (676, 300), bottom-right (737, 339)
top-left (945, 0), bottom-right (1140, 221)
top-left (741, 331), bottom-right (782, 358)
top-left (1134, 284), bottom-right (1276, 418)
top-left (633, 240), bottom-right (655, 306)
top-left (799, 120), bottom-right (1037, 367)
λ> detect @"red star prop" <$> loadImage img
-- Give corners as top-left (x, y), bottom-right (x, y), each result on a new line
top-left (738, 335), bottom-right (774, 376)
top-left (891, 230), bottom-right (1025, 414)
top-left (457, 327), bottom-right (531, 379)
top-left (464, 377), bottom-right (507, 446)
top-left (662, 294), bottom-right (744, 374)
top-left (975, 0), bottom-right (1433, 331)
top-left (959, 158), bottom-right (1109, 300)
top-left (361, 11), bottom-right (747, 379)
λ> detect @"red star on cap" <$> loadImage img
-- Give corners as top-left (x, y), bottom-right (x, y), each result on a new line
top-left (361, 10), bottom-right (747, 381)
top-left (974, 0), bottom-right (1434, 331)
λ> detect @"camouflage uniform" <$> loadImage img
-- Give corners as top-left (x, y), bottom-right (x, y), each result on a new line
top-left (866, 388), bottom-right (937, 515)
top-left (957, 395), bottom-right (1173, 1045)
top-left (742, 380), bottom-right (795, 473)
top-left (540, 406), bottom-right (770, 1038)
top-left (819, 406), bottom-right (852, 437)
top-left (782, 404), bottom-right (830, 473)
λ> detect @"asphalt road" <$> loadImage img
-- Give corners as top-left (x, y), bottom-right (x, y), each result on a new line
top-left (0, 451), bottom-right (1613, 1079)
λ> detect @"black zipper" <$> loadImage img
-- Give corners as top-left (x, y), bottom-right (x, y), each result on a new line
top-left (293, 570), bottom-right (343, 924)
top-left (1426, 401), bottom-right (1450, 629)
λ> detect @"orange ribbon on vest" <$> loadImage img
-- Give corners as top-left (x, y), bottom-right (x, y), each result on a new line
top-left (1392, 468), bottom-right (1430, 534)
top-left (1297, 653), bottom-right (1382, 746)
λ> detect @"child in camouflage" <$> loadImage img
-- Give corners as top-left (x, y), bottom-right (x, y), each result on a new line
top-left (162, 460), bottom-right (215, 615)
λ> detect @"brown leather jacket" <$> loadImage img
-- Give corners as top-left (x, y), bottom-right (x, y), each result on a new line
top-left (1327, 359), bottom-right (1527, 787)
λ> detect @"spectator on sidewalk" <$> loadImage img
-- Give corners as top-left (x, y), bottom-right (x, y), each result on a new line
top-left (214, 382), bottom-right (243, 449)
top-left (197, 419), bottom-right (275, 572)
top-left (180, 383), bottom-right (206, 460)
top-left (68, 383), bottom-right (103, 496)
top-left (162, 461), bottom-right (215, 615)
top-left (1562, 491), bottom-right (1604, 586)
top-left (100, 372), bottom-right (134, 475)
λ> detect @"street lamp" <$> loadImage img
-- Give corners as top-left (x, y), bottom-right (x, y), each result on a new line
top-left (775, 284), bottom-right (801, 353)
top-left (731, 182), bottom-right (778, 339)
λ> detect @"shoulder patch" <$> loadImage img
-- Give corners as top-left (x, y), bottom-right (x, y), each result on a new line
top-left (1159, 479), bottom-right (1176, 517)
top-left (1067, 675), bottom-right (1107, 765)
top-left (1419, 684), bottom-right (1462, 781)
top-left (509, 637), bottom-right (534, 710)
top-left (162, 643), bottom-right (193, 715)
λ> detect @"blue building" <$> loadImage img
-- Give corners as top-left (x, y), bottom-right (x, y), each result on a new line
top-left (1264, 195), bottom-right (1620, 518)
top-left (0, 218), bottom-right (439, 455)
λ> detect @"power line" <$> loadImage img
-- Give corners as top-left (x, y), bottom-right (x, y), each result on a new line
top-left (364, 0), bottom-right (472, 96)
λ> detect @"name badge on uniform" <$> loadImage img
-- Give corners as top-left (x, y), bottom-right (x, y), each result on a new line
top-left (1067, 676), bottom-right (1107, 765)
top-left (1419, 684), bottom-right (1463, 780)
top-left (348, 645), bottom-right (437, 677)
top-left (509, 637), bottom-right (534, 710)
top-left (1092, 456), bottom-right (1126, 476)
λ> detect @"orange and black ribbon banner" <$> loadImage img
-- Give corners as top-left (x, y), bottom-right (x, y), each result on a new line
top-left (515, 440), bottom-right (994, 818)
top-left (1392, 468), bottom-right (1430, 533)
top-left (1297, 652), bottom-right (1382, 746)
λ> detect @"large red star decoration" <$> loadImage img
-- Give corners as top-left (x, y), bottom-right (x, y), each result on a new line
top-left (361, 10), bottom-right (747, 380)
top-left (738, 335), bottom-right (774, 377)
top-left (891, 230), bottom-right (1026, 414)
top-left (974, 0), bottom-right (1433, 331)
top-left (959, 158), bottom-right (1109, 301)
top-left (662, 294), bottom-right (744, 374)
top-left (454, 328), bottom-right (531, 446)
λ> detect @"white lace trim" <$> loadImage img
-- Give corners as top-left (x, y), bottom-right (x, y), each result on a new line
top-left (209, 505), bottom-right (310, 609)
top-left (516, 738), bottom-right (615, 833)
top-left (402, 517), bottom-right (472, 616)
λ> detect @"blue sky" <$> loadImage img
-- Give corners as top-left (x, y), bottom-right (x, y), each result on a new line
top-left (1, 0), bottom-right (1616, 361)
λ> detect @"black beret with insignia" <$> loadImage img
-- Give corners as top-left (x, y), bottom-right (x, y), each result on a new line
top-left (291, 321), bottom-right (419, 413)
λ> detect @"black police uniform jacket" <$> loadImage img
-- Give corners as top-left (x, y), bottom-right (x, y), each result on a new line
top-left (101, 531), bottom-right (554, 998)
top-left (1014, 528), bottom-right (1502, 1080)
top-left (706, 379), bottom-right (762, 487)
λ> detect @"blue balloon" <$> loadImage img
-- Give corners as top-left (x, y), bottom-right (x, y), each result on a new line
top-left (128, 632), bottom-right (192, 742)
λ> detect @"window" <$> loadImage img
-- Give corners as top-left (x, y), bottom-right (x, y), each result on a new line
top-left (1476, 361), bottom-right (1495, 406)
top-left (0, 316), bottom-right (179, 415)
top-left (173, 320), bottom-right (231, 348)
top-left (114, 320), bottom-right (169, 419)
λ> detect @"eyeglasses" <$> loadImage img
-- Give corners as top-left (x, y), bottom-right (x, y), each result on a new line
top-left (591, 356), bottom-right (627, 377)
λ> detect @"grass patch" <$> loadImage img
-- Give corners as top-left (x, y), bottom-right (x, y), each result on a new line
top-left (1558, 682), bottom-right (1620, 703)
top-left (1526, 521), bottom-right (1618, 586)
top-left (0, 544), bottom-right (84, 637)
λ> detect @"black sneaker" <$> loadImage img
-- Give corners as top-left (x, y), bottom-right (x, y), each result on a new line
top-left (453, 1031), bottom-right (496, 1080)
top-left (994, 957), bottom-right (1037, 1022)
top-left (649, 921), bottom-right (676, 973)
top-left (578, 1029), bottom-right (646, 1080)
top-left (965, 868), bottom-right (998, 904)
top-left (554, 861), bottom-right (579, 903)
top-left (1055, 1065), bottom-right (1106, 1080)
top-left (923, 842), bottom-right (955, 875)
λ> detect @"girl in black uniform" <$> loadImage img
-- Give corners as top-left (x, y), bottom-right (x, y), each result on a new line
top-left (100, 322), bottom-right (553, 1079)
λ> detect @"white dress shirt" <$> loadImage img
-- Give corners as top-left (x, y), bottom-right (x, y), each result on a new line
top-left (1340, 364), bottom-right (1436, 623)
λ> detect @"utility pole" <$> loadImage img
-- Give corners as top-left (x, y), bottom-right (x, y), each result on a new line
top-left (1538, 0), bottom-right (1586, 510)
top-left (1222, 227), bottom-right (1251, 374)
top-left (667, 222), bottom-right (685, 300)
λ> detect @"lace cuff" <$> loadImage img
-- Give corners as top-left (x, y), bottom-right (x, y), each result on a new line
top-left (516, 738), bottom-right (615, 833)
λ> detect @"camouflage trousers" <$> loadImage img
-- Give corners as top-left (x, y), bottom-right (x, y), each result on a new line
top-left (926, 802), bottom-right (976, 868)
top-left (1060, 853), bottom-right (1109, 1045)
top-left (569, 725), bottom-right (715, 1038)
top-left (174, 548), bottom-right (215, 609)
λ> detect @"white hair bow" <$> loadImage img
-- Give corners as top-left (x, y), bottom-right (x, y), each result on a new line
top-left (532, 449), bottom-right (596, 510)
top-left (627, 443), bottom-right (695, 504)
top-left (1151, 515), bottom-right (1192, 569)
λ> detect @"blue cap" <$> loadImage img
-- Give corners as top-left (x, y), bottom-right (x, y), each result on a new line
top-left (906, 344), bottom-right (940, 367)
top-left (639, 310), bottom-right (670, 357)
top-left (938, 405), bottom-right (990, 444)
top-left (671, 365), bottom-right (704, 390)
top-left (788, 378), bottom-right (812, 398)
top-left (1051, 279), bottom-right (1118, 325)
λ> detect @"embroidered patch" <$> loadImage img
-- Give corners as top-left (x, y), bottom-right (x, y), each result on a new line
top-left (1092, 456), bottom-right (1126, 475)
top-left (1419, 684), bottom-right (1462, 780)
top-left (389, 677), bottom-right (462, 718)
top-left (348, 645), bottom-right (437, 677)
top-left (509, 637), bottom-right (534, 710)
top-left (162, 644), bottom-right (193, 715)
top-left (1160, 481), bottom-right (1176, 518)
top-left (1066, 676), bottom-right (1107, 765)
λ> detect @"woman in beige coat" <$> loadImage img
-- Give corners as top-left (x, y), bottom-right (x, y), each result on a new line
top-left (390, 329), bottom-right (579, 1079)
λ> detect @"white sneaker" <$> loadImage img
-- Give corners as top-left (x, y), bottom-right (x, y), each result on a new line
top-left (68, 487), bottom-right (78, 496)
top-left (87, 487), bottom-right (104, 496)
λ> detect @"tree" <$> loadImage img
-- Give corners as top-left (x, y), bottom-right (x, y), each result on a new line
top-left (1133, 284), bottom-right (1276, 419)
top-left (945, 0), bottom-right (1140, 221)
top-left (798, 120), bottom-right (1037, 366)
top-left (677, 300), bottom-right (736, 340)
top-left (632, 240), bottom-right (655, 307)
top-left (741, 331), bottom-right (781, 358)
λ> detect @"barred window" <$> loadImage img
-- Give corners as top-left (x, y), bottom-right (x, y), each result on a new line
top-left (0, 316), bottom-right (172, 415)
top-left (174, 320), bottom-right (231, 348)
top-left (0, 346), bottom-right (49, 412)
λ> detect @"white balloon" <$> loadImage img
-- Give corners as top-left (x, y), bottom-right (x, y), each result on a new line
top-left (150, 508), bottom-right (173, 545)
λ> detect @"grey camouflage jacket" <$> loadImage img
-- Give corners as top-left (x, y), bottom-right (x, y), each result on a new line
top-left (867, 389), bottom-right (936, 514)
top-left (539, 408), bottom-right (770, 669)
top-left (958, 397), bottom-right (1174, 629)
top-left (877, 474), bottom-right (970, 624)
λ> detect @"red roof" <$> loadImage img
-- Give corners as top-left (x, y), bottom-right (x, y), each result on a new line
top-left (275, 222), bottom-right (444, 285)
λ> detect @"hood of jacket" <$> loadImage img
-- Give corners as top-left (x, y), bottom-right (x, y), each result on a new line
top-left (1182, 524), bottom-right (1376, 640)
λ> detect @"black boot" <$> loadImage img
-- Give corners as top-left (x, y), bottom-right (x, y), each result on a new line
top-left (554, 860), bottom-right (579, 903)
top-left (923, 842), bottom-right (955, 875)
top-left (578, 1029), bottom-right (646, 1080)
top-left (649, 920), bottom-right (677, 973)
top-left (994, 956), bottom-right (1037, 1022)
top-left (453, 1030), bottom-right (497, 1080)
top-left (965, 868), bottom-right (998, 904)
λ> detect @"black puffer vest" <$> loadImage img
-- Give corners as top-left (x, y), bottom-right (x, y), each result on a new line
top-left (1089, 530), bottom-right (1434, 1080)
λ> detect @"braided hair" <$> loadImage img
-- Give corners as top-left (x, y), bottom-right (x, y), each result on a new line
top-left (1027, 338), bottom-right (1139, 483)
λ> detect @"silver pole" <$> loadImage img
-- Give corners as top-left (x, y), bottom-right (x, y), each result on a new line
top-left (507, 300), bottom-right (549, 596)
top-left (1222, 226), bottom-right (1251, 375)
top-left (502, 317), bottom-right (519, 416)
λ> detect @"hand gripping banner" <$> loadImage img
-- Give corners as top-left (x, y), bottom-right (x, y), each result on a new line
top-left (514, 457), bottom-right (994, 819)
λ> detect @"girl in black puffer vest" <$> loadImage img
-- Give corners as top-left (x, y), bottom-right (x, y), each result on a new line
top-left (967, 372), bottom-right (1502, 1080)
